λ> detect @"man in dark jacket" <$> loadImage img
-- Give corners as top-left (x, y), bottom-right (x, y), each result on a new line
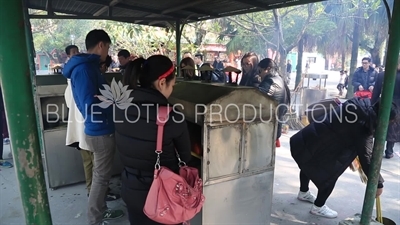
top-left (371, 57), bottom-right (400, 159)
top-left (63, 29), bottom-right (124, 225)
top-left (352, 57), bottom-right (377, 93)
top-left (290, 97), bottom-right (396, 219)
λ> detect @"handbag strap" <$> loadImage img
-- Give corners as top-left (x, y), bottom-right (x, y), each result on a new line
top-left (155, 106), bottom-right (187, 169)
top-left (155, 106), bottom-right (172, 169)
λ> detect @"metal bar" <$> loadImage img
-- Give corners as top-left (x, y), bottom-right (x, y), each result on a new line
top-left (46, 0), bottom-right (54, 15)
top-left (93, 0), bottom-right (122, 16)
top-left (29, 14), bottom-right (175, 21)
top-left (0, 0), bottom-right (52, 224)
top-left (359, 0), bottom-right (400, 224)
top-left (161, 0), bottom-right (213, 14)
top-left (176, 20), bottom-right (182, 77)
top-left (22, 0), bottom-right (45, 150)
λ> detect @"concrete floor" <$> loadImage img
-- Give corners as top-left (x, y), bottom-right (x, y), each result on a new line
top-left (1, 138), bottom-right (399, 225)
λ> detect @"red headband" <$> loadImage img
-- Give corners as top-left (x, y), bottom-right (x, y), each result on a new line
top-left (158, 65), bottom-right (175, 80)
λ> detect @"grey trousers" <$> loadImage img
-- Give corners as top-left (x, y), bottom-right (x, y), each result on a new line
top-left (85, 133), bottom-right (116, 225)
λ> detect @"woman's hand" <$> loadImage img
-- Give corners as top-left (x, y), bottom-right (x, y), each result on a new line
top-left (376, 188), bottom-right (383, 197)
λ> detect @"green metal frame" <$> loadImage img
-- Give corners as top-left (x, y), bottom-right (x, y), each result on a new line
top-left (360, 0), bottom-right (400, 224)
top-left (0, 0), bottom-right (52, 224)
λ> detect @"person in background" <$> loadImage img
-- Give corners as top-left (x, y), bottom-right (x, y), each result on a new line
top-left (63, 29), bottom-right (124, 225)
top-left (239, 52), bottom-right (259, 87)
top-left (337, 70), bottom-right (346, 96)
top-left (64, 45), bottom-right (79, 65)
top-left (118, 49), bottom-right (131, 74)
top-left (286, 59), bottom-right (292, 84)
top-left (343, 70), bottom-right (349, 90)
top-left (180, 57), bottom-right (198, 80)
top-left (100, 55), bottom-right (112, 74)
top-left (0, 86), bottom-right (12, 168)
top-left (371, 57), bottom-right (400, 159)
top-left (213, 56), bottom-right (224, 70)
top-left (290, 97), bottom-right (394, 218)
top-left (183, 52), bottom-right (192, 59)
top-left (117, 55), bottom-right (191, 225)
top-left (352, 57), bottom-right (377, 93)
top-left (255, 58), bottom-right (290, 147)
top-left (194, 53), bottom-right (204, 77)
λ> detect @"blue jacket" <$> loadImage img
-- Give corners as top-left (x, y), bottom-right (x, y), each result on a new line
top-left (63, 54), bottom-right (114, 136)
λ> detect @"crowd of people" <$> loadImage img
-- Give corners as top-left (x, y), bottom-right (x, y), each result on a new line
top-left (61, 29), bottom-right (293, 225)
top-left (1, 26), bottom-right (398, 225)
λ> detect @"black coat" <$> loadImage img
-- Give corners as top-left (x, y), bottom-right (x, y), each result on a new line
top-left (371, 70), bottom-right (400, 142)
top-left (290, 98), bottom-right (384, 190)
top-left (352, 66), bottom-right (377, 91)
top-left (257, 72), bottom-right (291, 119)
top-left (114, 88), bottom-right (192, 173)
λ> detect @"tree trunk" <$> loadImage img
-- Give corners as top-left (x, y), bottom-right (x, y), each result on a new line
top-left (325, 52), bottom-right (329, 70)
top-left (295, 37), bottom-right (304, 89)
top-left (341, 48), bottom-right (346, 70)
top-left (346, 9), bottom-right (362, 98)
top-left (370, 47), bottom-right (381, 66)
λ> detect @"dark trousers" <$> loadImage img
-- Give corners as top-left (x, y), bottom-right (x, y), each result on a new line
top-left (277, 122), bottom-right (282, 140)
top-left (121, 168), bottom-right (182, 225)
top-left (385, 141), bottom-right (395, 156)
top-left (299, 171), bottom-right (336, 207)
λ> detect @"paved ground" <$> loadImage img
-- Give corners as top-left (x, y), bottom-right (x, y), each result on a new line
top-left (1, 70), bottom-right (399, 224)
top-left (1, 138), bottom-right (399, 225)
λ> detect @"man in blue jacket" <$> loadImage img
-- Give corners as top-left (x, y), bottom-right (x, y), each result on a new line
top-left (63, 29), bottom-right (124, 225)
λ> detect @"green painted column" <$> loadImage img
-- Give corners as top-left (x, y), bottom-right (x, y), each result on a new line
top-left (360, 0), bottom-right (400, 224)
top-left (0, 1), bottom-right (53, 225)
top-left (176, 20), bottom-right (182, 77)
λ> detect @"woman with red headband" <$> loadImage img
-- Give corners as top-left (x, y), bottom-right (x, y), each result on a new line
top-left (115, 55), bottom-right (191, 225)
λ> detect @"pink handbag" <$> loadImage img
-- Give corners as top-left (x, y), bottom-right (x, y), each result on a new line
top-left (143, 106), bottom-right (205, 224)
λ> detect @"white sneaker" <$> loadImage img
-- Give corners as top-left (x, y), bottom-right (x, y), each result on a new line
top-left (310, 204), bottom-right (338, 218)
top-left (297, 190), bottom-right (316, 203)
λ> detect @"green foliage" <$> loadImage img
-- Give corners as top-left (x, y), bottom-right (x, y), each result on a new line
top-left (31, 19), bottom-right (95, 53)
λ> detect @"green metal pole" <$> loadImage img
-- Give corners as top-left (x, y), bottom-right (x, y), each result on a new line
top-left (22, 1), bottom-right (45, 150)
top-left (0, 1), bottom-right (53, 225)
top-left (176, 20), bottom-right (182, 77)
top-left (360, 1), bottom-right (400, 224)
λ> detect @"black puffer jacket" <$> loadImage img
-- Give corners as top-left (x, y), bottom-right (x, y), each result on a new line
top-left (371, 70), bottom-right (400, 142)
top-left (290, 98), bottom-right (384, 190)
top-left (257, 72), bottom-right (291, 118)
top-left (114, 88), bottom-right (191, 173)
top-left (352, 66), bottom-right (377, 91)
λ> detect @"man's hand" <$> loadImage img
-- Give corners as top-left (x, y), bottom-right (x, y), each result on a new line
top-left (369, 86), bottom-right (374, 92)
top-left (359, 85), bottom-right (364, 91)
top-left (376, 188), bottom-right (383, 198)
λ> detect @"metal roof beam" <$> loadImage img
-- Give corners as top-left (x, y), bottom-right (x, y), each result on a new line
top-left (76, 0), bottom-right (187, 19)
top-left (231, 0), bottom-right (324, 10)
top-left (28, 14), bottom-right (175, 22)
top-left (185, 7), bottom-right (219, 17)
top-left (161, 0), bottom-right (213, 14)
top-left (28, 3), bottom-right (92, 17)
top-left (46, 0), bottom-right (54, 15)
top-left (93, 0), bottom-right (122, 16)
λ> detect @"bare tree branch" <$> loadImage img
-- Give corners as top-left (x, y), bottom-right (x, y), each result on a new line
top-left (227, 17), bottom-right (277, 48)
top-left (280, 6), bottom-right (303, 18)
top-left (287, 3), bottom-right (314, 51)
